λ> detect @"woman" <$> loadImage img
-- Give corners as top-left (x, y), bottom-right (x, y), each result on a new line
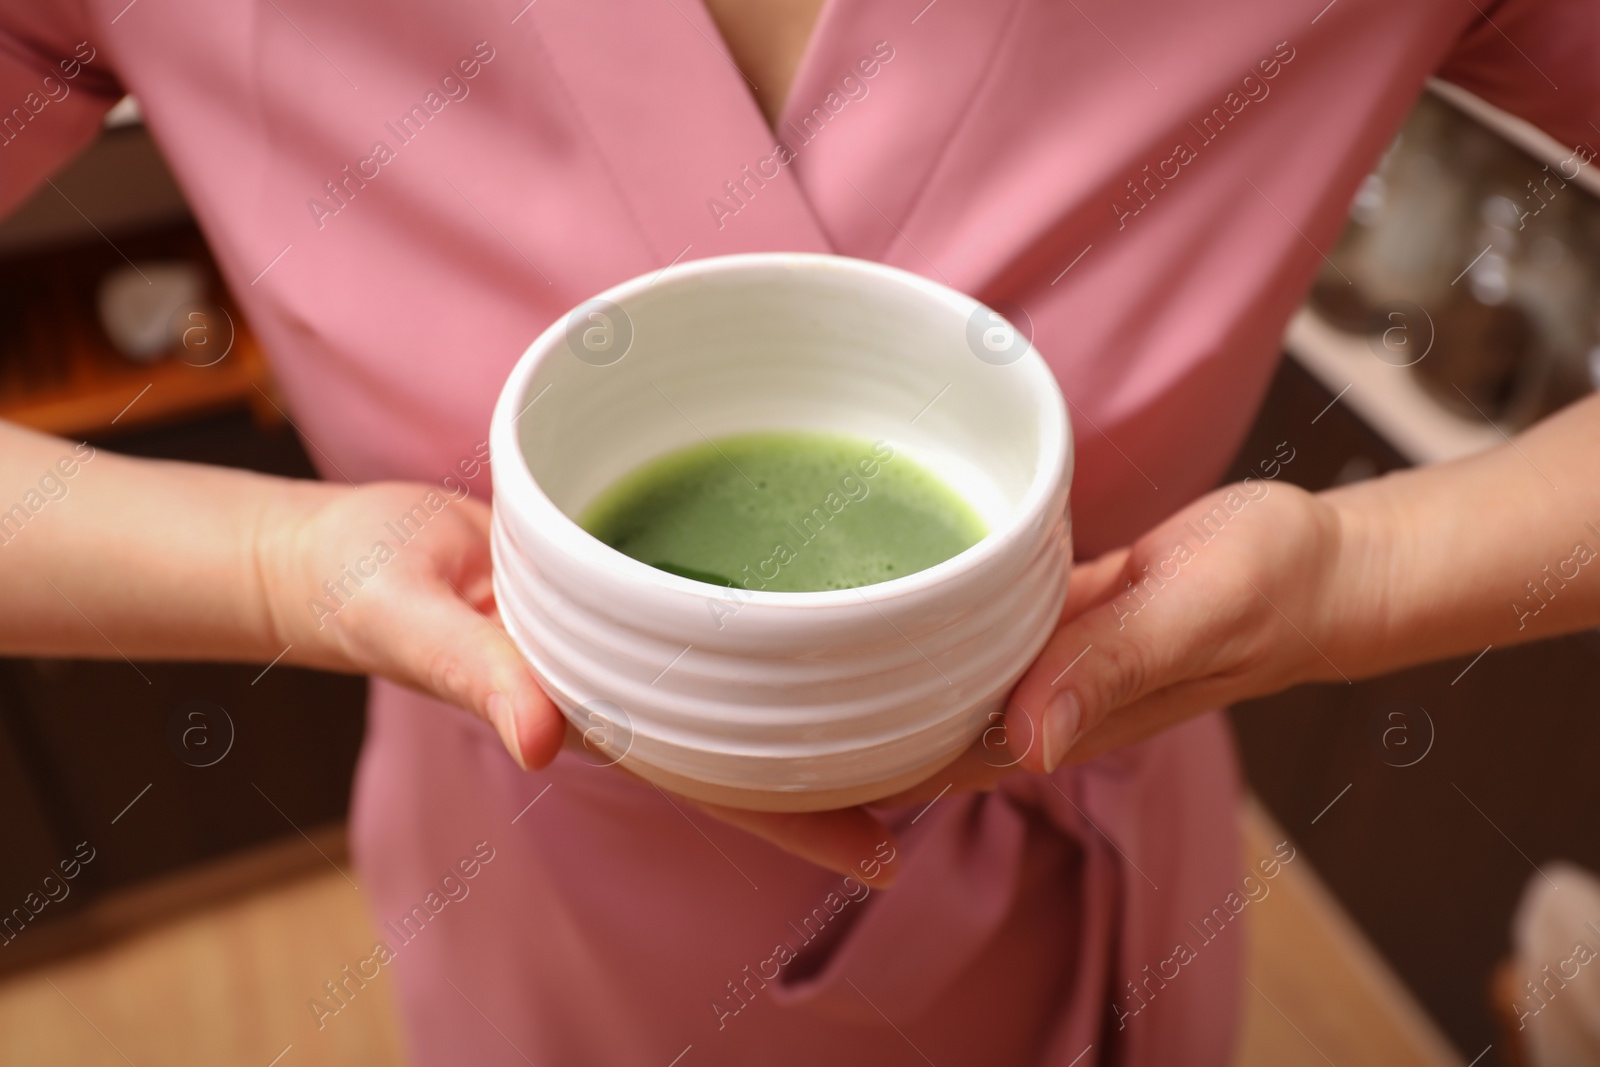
top-left (2, 0), bottom-right (1597, 1062)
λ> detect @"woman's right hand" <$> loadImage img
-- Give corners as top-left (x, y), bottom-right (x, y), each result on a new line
top-left (256, 481), bottom-right (904, 883)
top-left (256, 481), bottom-right (566, 771)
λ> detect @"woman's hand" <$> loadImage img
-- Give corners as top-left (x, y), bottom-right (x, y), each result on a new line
top-left (880, 477), bottom-right (1366, 805)
top-left (255, 480), bottom-right (904, 884)
top-left (680, 478), bottom-right (1369, 877)
top-left (256, 482), bottom-right (567, 771)
top-left (1001, 479), bottom-right (1363, 771)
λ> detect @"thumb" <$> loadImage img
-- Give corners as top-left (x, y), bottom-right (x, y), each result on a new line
top-left (368, 578), bottom-right (566, 771)
top-left (1005, 561), bottom-right (1187, 774)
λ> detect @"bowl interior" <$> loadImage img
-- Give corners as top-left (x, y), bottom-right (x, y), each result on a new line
top-left (514, 257), bottom-right (1055, 550)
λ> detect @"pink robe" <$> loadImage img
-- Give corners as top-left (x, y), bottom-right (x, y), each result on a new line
top-left (4, 0), bottom-right (1596, 1061)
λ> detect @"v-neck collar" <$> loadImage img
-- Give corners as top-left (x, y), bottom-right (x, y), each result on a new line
top-left (776, 0), bottom-right (1030, 276)
top-left (523, 0), bottom-right (836, 264)
top-left (521, 0), bottom-right (1027, 288)
top-left (767, 0), bottom-right (847, 139)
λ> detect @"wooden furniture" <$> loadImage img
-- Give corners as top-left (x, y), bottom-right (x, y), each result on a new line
top-left (0, 222), bottom-right (281, 439)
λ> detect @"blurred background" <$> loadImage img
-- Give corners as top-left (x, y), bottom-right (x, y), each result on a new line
top-left (1, 82), bottom-right (1597, 1066)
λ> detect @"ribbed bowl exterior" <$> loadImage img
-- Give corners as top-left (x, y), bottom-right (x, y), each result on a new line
top-left (491, 488), bottom-right (1071, 795)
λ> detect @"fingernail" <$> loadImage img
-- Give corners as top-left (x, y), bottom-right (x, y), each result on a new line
top-left (1042, 691), bottom-right (1080, 773)
top-left (487, 692), bottom-right (529, 771)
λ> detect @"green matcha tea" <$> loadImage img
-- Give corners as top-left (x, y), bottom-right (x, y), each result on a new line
top-left (579, 431), bottom-right (986, 592)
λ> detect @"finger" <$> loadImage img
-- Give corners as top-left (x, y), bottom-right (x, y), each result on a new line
top-left (693, 801), bottom-right (902, 889)
top-left (1057, 546), bottom-right (1133, 621)
top-left (864, 553), bottom-right (1139, 809)
top-left (452, 496), bottom-right (493, 539)
top-left (992, 549), bottom-right (1135, 777)
top-left (369, 580), bottom-right (566, 771)
top-left (1004, 565), bottom-right (1214, 775)
top-left (1061, 673), bottom-right (1241, 765)
top-left (825, 555), bottom-right (1141, 815)
top-left (863, 552), bottom-right (1143, 805)
top-left (437, 498), bottom-right (497, 608)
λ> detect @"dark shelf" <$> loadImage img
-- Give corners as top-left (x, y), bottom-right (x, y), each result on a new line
top-left (1222, 356), bottom-right (1599, 1067)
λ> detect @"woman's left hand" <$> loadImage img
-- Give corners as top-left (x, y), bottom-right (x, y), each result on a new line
top-left (889, 478), bottom-right (1366, 805)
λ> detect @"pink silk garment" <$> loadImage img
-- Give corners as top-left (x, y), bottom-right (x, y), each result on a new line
top-left (4, 0), bottom-right (1599, 1062)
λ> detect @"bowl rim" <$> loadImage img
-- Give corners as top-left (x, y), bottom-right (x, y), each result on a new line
top-left (490, 251), bottom-right (1072, 610)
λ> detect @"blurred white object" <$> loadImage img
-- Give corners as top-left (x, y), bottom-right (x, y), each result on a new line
top-left (1509, 862), bottom-right (1600, 1065)
top-left (96, 262), bottom-right (204, 362)
top-left (103, 95), bottom-right (142, 128)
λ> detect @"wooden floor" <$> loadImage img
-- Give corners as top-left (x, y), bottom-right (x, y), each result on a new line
top-left (1234, 798), bottom-right (1463, 1067)
top-left (0, 799), bottom-right (1463, 1067)
top-left (0, 856), bottom-right (404, 1067)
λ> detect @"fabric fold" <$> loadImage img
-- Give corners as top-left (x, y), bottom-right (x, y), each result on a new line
top-left (772, 788), bottom-right (1030, 1022)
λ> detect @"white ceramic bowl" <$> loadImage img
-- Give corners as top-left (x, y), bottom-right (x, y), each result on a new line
top-left (490, 253), bottom-right (1072, 811)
